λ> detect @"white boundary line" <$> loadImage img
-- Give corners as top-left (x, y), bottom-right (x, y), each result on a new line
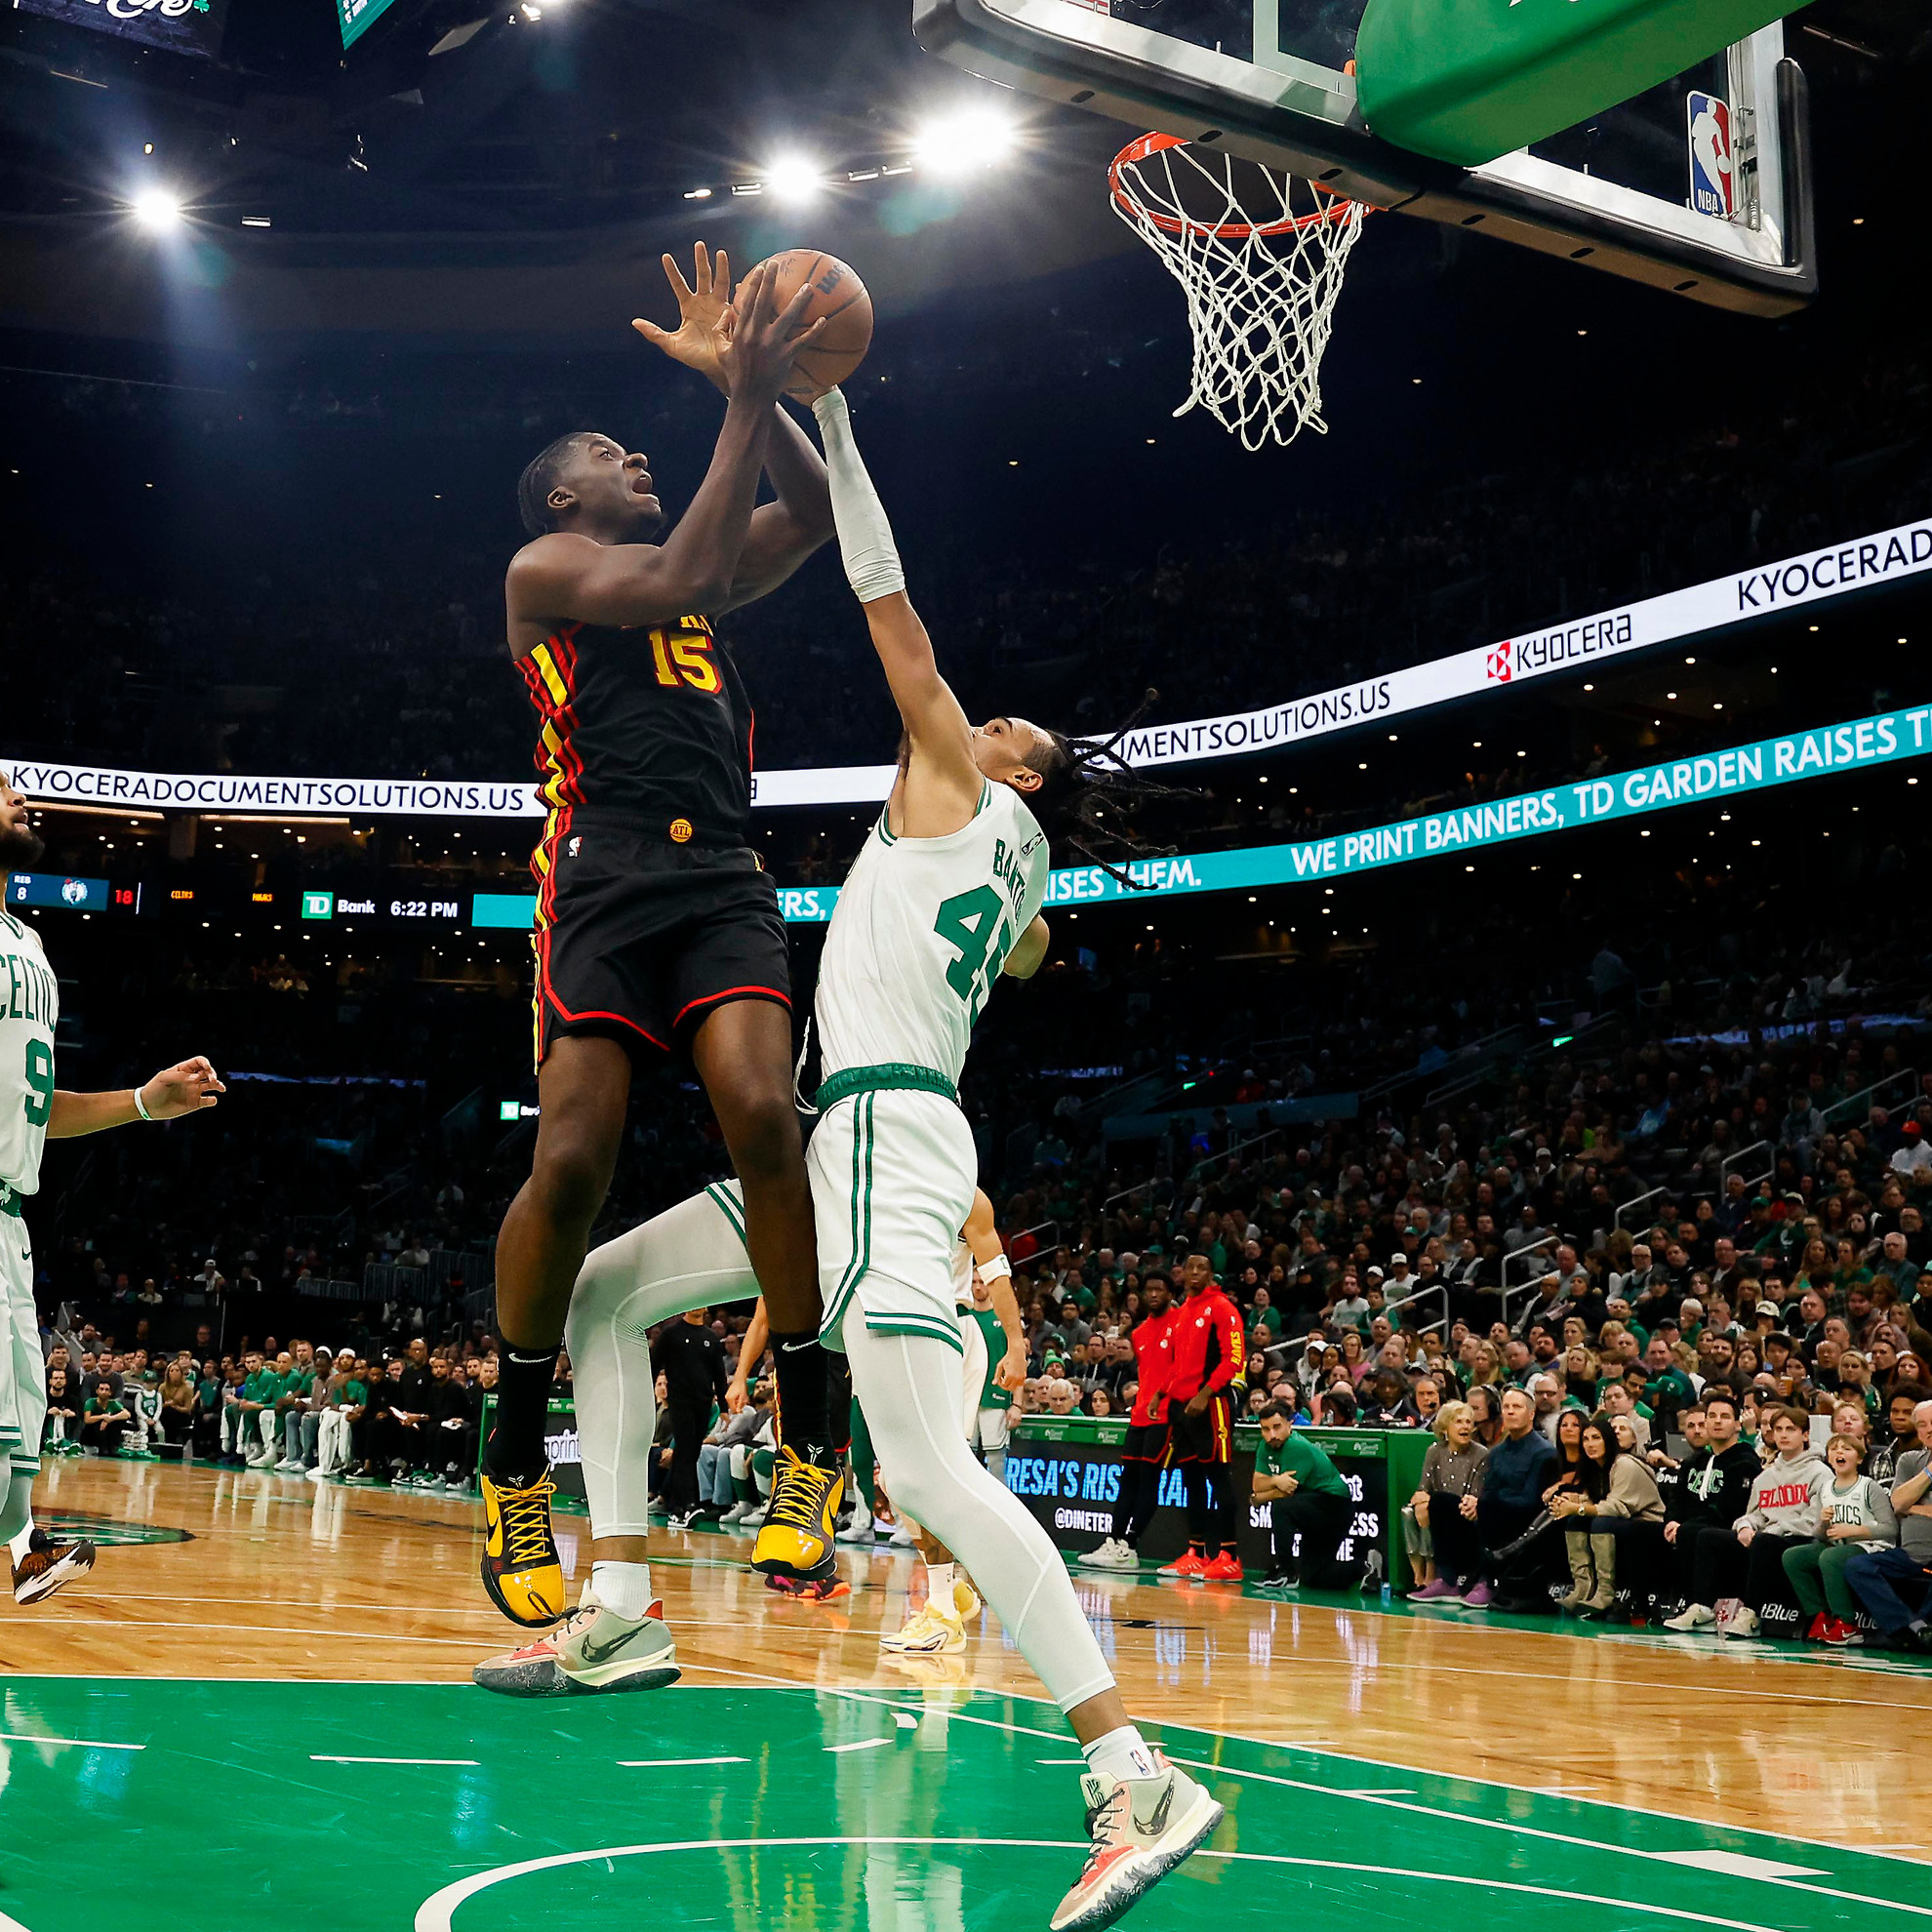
top-left (676, 1664), bottom-right (1932, 1882)
top-left (311, 1755), bottom-right (479, 1767)
top-left (411, 1836), bottom-right (1797, 1932)
top-left (0, 1732), bottom-right (142, 1751)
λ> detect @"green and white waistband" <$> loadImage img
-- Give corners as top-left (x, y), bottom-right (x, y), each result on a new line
top-left (0, 1182), bottom-right (23, 1218)
top-left (814, 1063), bottom-right (958, 1111)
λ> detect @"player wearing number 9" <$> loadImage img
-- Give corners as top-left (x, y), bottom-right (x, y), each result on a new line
top-left (0, 772), bottom-right (224, 1607)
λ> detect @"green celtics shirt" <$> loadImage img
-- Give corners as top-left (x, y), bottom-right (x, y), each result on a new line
top-left (1256, 1429), bottom-right (1349, 1498)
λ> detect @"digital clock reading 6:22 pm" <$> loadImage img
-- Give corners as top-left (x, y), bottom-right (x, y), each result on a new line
top-left (389, 900), bottom-right (461, 920)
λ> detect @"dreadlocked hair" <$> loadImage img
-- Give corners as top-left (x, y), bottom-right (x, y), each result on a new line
top-left (1023, 690), bottom-right (1194, 892)
top-left (516, 431), bottom-right (590, 540)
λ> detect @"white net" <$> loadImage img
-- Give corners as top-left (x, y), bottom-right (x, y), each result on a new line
top-left (1109, 134), bottom-right (1368, 451)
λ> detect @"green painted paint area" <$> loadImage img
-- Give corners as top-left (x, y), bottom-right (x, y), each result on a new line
top-left (0, 1680), bottom-right (1925, 1932)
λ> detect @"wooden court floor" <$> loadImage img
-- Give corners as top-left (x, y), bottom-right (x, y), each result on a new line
top-left (0, 1457), bottom-right (1927, 1932)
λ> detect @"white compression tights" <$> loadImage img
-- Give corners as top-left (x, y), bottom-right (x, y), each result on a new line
top-left (840, 1309), bottom-right (1116, 1714)
top-left (565, 1189), bottom-right (758, 1540)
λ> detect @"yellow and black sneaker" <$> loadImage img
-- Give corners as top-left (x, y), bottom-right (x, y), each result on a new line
top-left (479, 1465), bottom-right (566, 1628)
top-left (751, 1446), bottom-right (842, 1583)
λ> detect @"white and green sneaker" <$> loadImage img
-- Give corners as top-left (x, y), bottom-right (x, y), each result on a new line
top-left (472, 1588), bottom-right (680, 1697)
top-left (1051, 1751), bottom-right (1223, 1931)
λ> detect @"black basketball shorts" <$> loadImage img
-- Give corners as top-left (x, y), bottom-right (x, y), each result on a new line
top-left (1169, 1390), bottom-right (1236, 1467)
top-left (531, 818), bottom-right (790, 1068)
top-left (1123, 1419), bottom-right (1174, 1467)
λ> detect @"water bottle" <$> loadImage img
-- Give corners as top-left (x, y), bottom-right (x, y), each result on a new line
top-left (1381, 1580), bottom-right (1392, 1606)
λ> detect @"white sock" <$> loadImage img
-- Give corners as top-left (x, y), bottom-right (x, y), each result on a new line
top-left (1082, 1725), bottom-right (1160, 1785)
top-left (591, 1559), bottom-right (654, 1620)
top-left (926, 1560), bottom-right (955, 1607)
top-left (9, 1521), bottom-right (34, 1565)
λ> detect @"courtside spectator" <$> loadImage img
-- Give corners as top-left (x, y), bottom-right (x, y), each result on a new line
top-left (1665, 1406), bottom-right (1828, 1637)
top-left (1783, 1431), bottom-right (1898, 1643)
top-left (1408, 1400), bottom-right (1488, 1601)
top-left (1844, 1398), bottom-right (1932, 1652)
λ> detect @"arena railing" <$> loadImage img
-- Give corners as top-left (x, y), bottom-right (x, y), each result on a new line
top-left (1499, 1234), bottom-right (1559, 1329)
top-left (1384, 1282), bottom-right (1450, 1338)
top-left (1615, 1185), bottom-right (1669, 1232)
top-left (1824, 1067), bottom-right (1918, 1130)
top-left (1717, 1138), bottom-right (1776, 1198)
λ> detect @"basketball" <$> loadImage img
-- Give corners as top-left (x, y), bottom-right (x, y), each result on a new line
top-left (750, 248), bottom-right (873, 401)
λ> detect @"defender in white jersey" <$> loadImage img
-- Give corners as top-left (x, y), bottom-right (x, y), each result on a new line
top-left (797, 388), bottom-right (1220, 1932)
top-left (0, 775), bottom-right (224, 1606)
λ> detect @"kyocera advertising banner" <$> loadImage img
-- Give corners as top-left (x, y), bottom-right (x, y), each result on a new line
top-left (1109, 512), bottom-right (1932, 769)
top-left (7, 514), bottom-right (1927, 817)
top-left (15, 0), bottom-right (230, 59)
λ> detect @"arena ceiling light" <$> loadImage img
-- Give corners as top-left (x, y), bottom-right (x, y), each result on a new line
top-left (911, 105), bottom-right (1018, 175)
top-left (764, 154), bottom-right (825, 203)
top-left (130, 185), bottom-right (183, 231)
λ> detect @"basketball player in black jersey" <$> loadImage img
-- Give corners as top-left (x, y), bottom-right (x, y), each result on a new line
top-left (480, 254), bottom-right (843, 1625)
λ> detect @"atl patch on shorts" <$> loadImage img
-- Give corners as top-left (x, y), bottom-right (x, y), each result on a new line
top-left (531, 821), bottom-right (790, 1067)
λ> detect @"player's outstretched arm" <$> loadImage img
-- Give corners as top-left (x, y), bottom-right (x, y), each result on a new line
top-left (634, 245), bottom-right (834, 616)
top-left (48, 1056), bottom-right (224, 1139)
top-left (509, 262), bottom-right (824, 631)
top-left (810, 386), bottom-right (980, 826)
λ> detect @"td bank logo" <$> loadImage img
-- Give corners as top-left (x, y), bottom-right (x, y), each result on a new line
top-left (1486, 640), bottom-right (1513, 682)
top-left (302, 891), bottom-right (335, 921)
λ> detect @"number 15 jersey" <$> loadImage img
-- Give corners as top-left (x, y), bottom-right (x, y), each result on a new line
top-left (0, 907), bottom-right (58, 1196)
top-left (814, 780), bottom-right (1048, 1087)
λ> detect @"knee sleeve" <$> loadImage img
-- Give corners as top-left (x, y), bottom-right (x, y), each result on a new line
top-left (566, 1187), bottom-right (758, 1540)
top-left (843, 1313), bottom-right (1114, 1713)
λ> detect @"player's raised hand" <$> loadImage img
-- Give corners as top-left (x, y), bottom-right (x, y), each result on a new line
top-left (717, 261), bottom-right (825, 407)
top-left (141, 1056), bottom-right (225, 1119)
top-left (632, 242), bottom-right (733, 388)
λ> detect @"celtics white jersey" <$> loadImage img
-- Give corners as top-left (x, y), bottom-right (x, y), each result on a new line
top-left (815, 779), bottom-right (1048, 1089)
top-left (952, 1237), bottom-right (974, 1309)
top-left (0, 908), bottom-right (58, 1195)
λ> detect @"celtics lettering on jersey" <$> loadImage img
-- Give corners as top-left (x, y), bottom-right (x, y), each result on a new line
top-left (0, 908), bottom-right (60, 1195)
top-left (814, 781), bottom-right (1048, 1088)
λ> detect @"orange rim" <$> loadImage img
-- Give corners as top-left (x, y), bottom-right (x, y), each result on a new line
top-left (1108, 131), bottom-right (1359, 239)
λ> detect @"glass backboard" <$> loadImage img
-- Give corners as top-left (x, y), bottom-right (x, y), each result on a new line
top-left (914, 0), bottom-right (1815, 314)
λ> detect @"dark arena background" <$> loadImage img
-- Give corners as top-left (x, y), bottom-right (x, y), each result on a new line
top-left (1, 1), bottom-right (1930, 1929)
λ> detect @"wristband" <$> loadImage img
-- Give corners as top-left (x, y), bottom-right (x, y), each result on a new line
top-left (132, 1083), bottom-right (156, 1123)
top-left (980, 1253), bottom-right (1012, 1284)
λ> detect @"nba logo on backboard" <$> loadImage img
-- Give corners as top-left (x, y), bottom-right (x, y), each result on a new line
top-left (1486, 641), bottom-right (1512, 683)
top-left (1686, 92), bottom-right (1736, 221)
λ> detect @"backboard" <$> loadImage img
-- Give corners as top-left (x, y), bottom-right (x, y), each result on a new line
top-left (914, 0), bottom-right (1815, 314)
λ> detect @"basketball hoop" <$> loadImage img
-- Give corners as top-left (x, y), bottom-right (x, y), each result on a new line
top-left (1109, 133), bottom-right (1369, 451)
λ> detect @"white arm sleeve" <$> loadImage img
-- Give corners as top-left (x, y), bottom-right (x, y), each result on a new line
top-left (811, 386), bottom-right (906, 604)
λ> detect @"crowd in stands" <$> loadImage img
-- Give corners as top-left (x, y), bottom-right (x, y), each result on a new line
top-left (29, 865), bottom-right (1932, 1649)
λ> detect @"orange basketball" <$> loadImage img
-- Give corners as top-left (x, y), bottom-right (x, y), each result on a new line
top-left (751, 249), bottom-right (873, 402)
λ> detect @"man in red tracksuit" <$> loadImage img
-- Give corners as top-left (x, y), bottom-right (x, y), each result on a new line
top-left (1079, 1279), bottom-right (1177, 1571)
top-left (1161, 1254), bottom-right (1247, 1581)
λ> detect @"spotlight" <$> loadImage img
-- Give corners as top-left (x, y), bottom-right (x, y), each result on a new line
top-left (912, 105), bottom-right (1017, 175)
top-left (131, 185), bottom-right (182, 231)
top-left (765, 154), bottom-right (824, 202)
